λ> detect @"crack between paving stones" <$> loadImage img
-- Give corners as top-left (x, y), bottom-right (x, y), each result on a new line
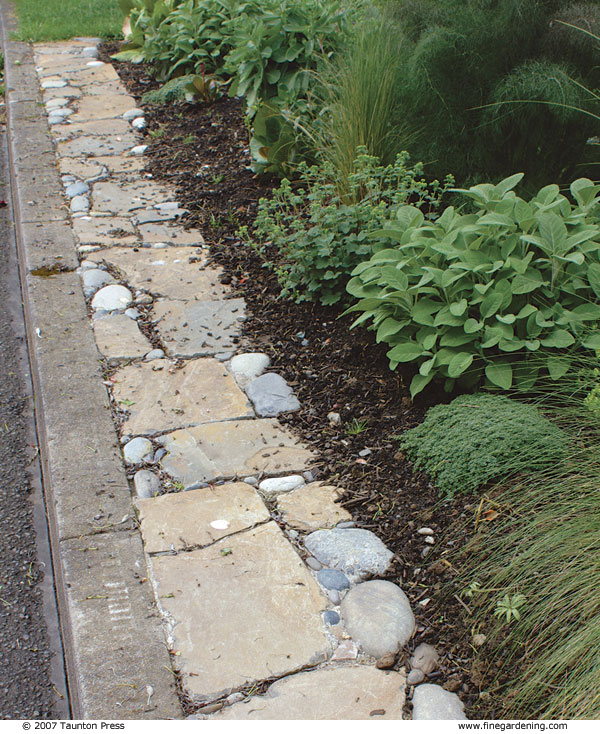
top-left (147, 517), bottom-right (272, 556)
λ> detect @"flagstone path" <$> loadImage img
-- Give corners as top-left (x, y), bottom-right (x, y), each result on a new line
top-left (29, 39), bottom-right (466, 720)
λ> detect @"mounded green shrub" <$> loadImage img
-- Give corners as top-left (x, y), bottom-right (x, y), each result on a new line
top-left (245, 149), bottom-right (453, 305)
top-left (345, 174), bottom-right (600, 397)
top-left (399, 393), bottom-right (569, 497)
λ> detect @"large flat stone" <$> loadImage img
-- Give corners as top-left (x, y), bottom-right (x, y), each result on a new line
top-left (136, 482), bottom-right (269, 553)
top-left (87, 154), bottom-right (145, 177)
top-left (65, 64), bottom-right (121, 86)
top-left (153, 298), bottom-right (246, 358)
top-left (93, 314), bottom-right (153, 360)
top-left (52, 117), bottom-right (132, 140)
top-left (138, 222), bottom-right (204, 246)
top-left (71, 94), bottom-right (136, 121)
top-left (112, 359), bottom-right (253, 436)
top-left (58, 157), bottom-right (106, 180)
top-left (245, 372), bottom-right (301, 417)
top-left (150, 522), bottom-right (330, 701)
top-left (158, 419), bottom-right (315, 488)
top-left (60, 531), bottom-right (182, 719)
top-left (92, 181), bottom-right (173, 215)
top-left (74, 216), bottom-right (138, 247)
top-left (57, 135), bottom-right (136, 158)
top-left (88, 247), bottom-right (227, 301)
top-left (210, 666), bottom-right (406, 720)
top-left (277, 482), bottom-right (352, 532)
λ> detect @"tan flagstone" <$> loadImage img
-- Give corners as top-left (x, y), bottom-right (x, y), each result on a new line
top-left (57, 135), bottom-right (137, 158)
top-left (209, 665), bottom-right (406, 719)
top-left (150, 522), bottom-right (330, 701)
top-left (138, 222), bottom-right (204, 246)
top-left (43, 86), bottom-right (82, 101)
top-left (52, 118), bottom-right (132, 140)
top-left (136, 482), bottom-right (269, 553)
top-left (276, 482), bottom-right (352, 532)
top-left (73, 216), bottom-right (138, 247)
top-left (158, 419), bottom-right (315, 488)
top-left (71, 94), bottom-right (137, 122)
top-left (88, 155), bottom-right (146, 177)
top-left (87, 247), bottom-right (227, 301)
top-left (93, 314), bottom-right (152, 360)
top-left (92, 181), bottom-right (174, 214)
top-left (112, 359), bottom-right (254, 436)
top-left (58, 157), bottom-right (106, 180)
top-left (65, 65), bottom-right (121, 85)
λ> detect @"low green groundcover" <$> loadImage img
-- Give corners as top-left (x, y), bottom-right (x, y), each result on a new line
top-left (400, 392), bottom-right (568, 497)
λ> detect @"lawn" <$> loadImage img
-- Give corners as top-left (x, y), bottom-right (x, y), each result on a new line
top-left (13, 0), bottom-right (123, 41)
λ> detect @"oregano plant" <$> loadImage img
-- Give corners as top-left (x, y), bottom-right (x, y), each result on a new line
top-left (345, 174), bottom-right (600, 397)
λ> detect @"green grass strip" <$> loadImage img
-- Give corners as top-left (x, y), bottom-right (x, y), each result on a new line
top-left (13, 0), bottom-right (123, 42)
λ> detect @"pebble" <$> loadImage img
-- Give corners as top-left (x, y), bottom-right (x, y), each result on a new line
top-left (303, 470), bottom-right (315, 483)
top-left (341, 580), bottom-right (415, 659)
top-left (327, 590), bottom-right (341, 605)
top-left (123, 108), bottom-right (145, 121)
top-left (131, 117), bottom-right (146, 131)
top-left (153, 448), bottom-right (167, 462)
top-left (258, 475), bottom-right (305, 497)
top-left (376, 652), bottom-right (397, 669)
top-left (130, 145), bottom-right (148, 156)
top-left (472, 634), bottom-right (486, 647)
top-left (70, 195), bottom-right (90, 213)
top-left (417, 527), bottom-right (434, 536)
top-left (410, 643), bottom-right (439, 675)
top-left (124, 308), bottom-right (141, 320)
top-left (79, 260), bottom-right (98, 270)
top-left (358, 448), bottom-right (372, 457)
top-left (91, 284), bottom-right (133, 311)
top-left (82, 46), bottom-right (99, 58)
top-left (41, 79), bottom-right (67, 89)
top-left (135, 294), bottom-right (153, 305)
top-left (323, 610), bottom-right (340, 626)
top-left (66, 181), bottom-right (90, 198)
top-left (245, 373), bottom-right (300, 417)
top-left (49, 106), bottom-right (73, 119)
top-left (145, 349), bottom-right (165, 361)
top-left (133, 470), bottom-right (161, 499)
top-left (154, 201), bottom-right (179, 211)
top-left (407, 669), bottom-right (426, 686)
top-left (229, 352), bottom-right (271, 386)
top-left (424, 536), bottom-right (435, 545)
top-left (243, 476), bottom-right (258, 486)
top-left (82, 268), bottom-right (114, 298)
top-left (304, 528), bottom-right (395, 582)
top-left (86, 61), bottom-right (105, 68)
top-left (317, 568), bottom-right (350, 591)
top-left (226, 693), bottom-right (245, 705)
top-left (327, 411), bottom-right (341, 425)
top-left (287, 529), bottom-right (299, 540)
top-left (48, 114), bottom-right (67, 125)
top-left (331, 639), bottom-right (358, 661)
top-left (336, 521), bottom-right (355, 529)
top-left (305, 557), bottom-right (322, 571)
top-left (151, 242), bottom-right (168, 249)
top-left (412, 684), bottom-right (466, 720)
top-left (123, 437), bottom-right (154, 465)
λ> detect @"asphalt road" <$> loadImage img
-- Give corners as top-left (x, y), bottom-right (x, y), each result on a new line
top-left (0, 129), bottom-right (68, 718)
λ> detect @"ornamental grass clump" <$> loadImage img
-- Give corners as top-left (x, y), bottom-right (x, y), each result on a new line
top-left (346, 173), bottom-right (600, 397)
top-left (399, 393), bottom-right (568, 498)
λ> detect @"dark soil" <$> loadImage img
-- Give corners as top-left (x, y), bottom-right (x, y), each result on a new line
top-left (101, 43), bottom-right (493, 718)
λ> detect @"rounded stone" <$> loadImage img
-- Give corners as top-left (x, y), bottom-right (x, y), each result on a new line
top-left (230, 352), bottom-right (271, 385)
top-left (82, 268), bottom-right (114, 298)
top-left (66, 181), bottom-right (90, 198)
top-left (304, 528), bottom-right (394, 582)
top-left (82, 46), bottom-right (99, 58)
top-left (341, 580), bottom-right (415, 659)
top-left (305, 557), bottom-right (322, 571)
top-left (243, 476), bottom-right (258, 486)
top-left (323, 610), bottom-right (340, 626)
top-left (41, 79), bottom-right (67, 89)
top-left (258, 475), bottom-right (305, 497)
top-left (407, 669), bottom-right (426, 686)
top-left (130, 145), bottom-right (148, 156)
top-left (412, 684), bottom-right (466, 720)
top-left (133, 470), bottom-right (161, 499)
top-left (47, 98), bottom-right (67, 110)
top-left (131, 117), bottom-right (146, 131)
top-left (123, 108), bottom-right (145, 121)
top-left (317, 568), bottom-right (350, 591)
top-left (411, 643), bottom-right (439, 675)
top-left (91, 284), bottom-right (133, 312)
top-left (246, 373), bottom-right (300, 417)
top-left (123, 437), bottom-right (154, 465)
top-left (145, 349), bottom-right (165, 361)
top-left (70, 195), bottom-right (89, 213)
top-left (124, 308), bottom-right (141, 320)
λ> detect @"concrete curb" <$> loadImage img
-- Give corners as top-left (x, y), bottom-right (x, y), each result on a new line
top-left (0, 1), bottom-right (182, 719)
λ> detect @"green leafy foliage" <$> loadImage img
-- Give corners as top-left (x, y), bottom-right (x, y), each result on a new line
top-left (345, 174), bottom-right (600, 397)
top-left (246, 149), bottom-right (452, 306)
top-left (386, 0), bottom-right (599, 190)
top-left (399, 393), bottom-right (569, 497)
